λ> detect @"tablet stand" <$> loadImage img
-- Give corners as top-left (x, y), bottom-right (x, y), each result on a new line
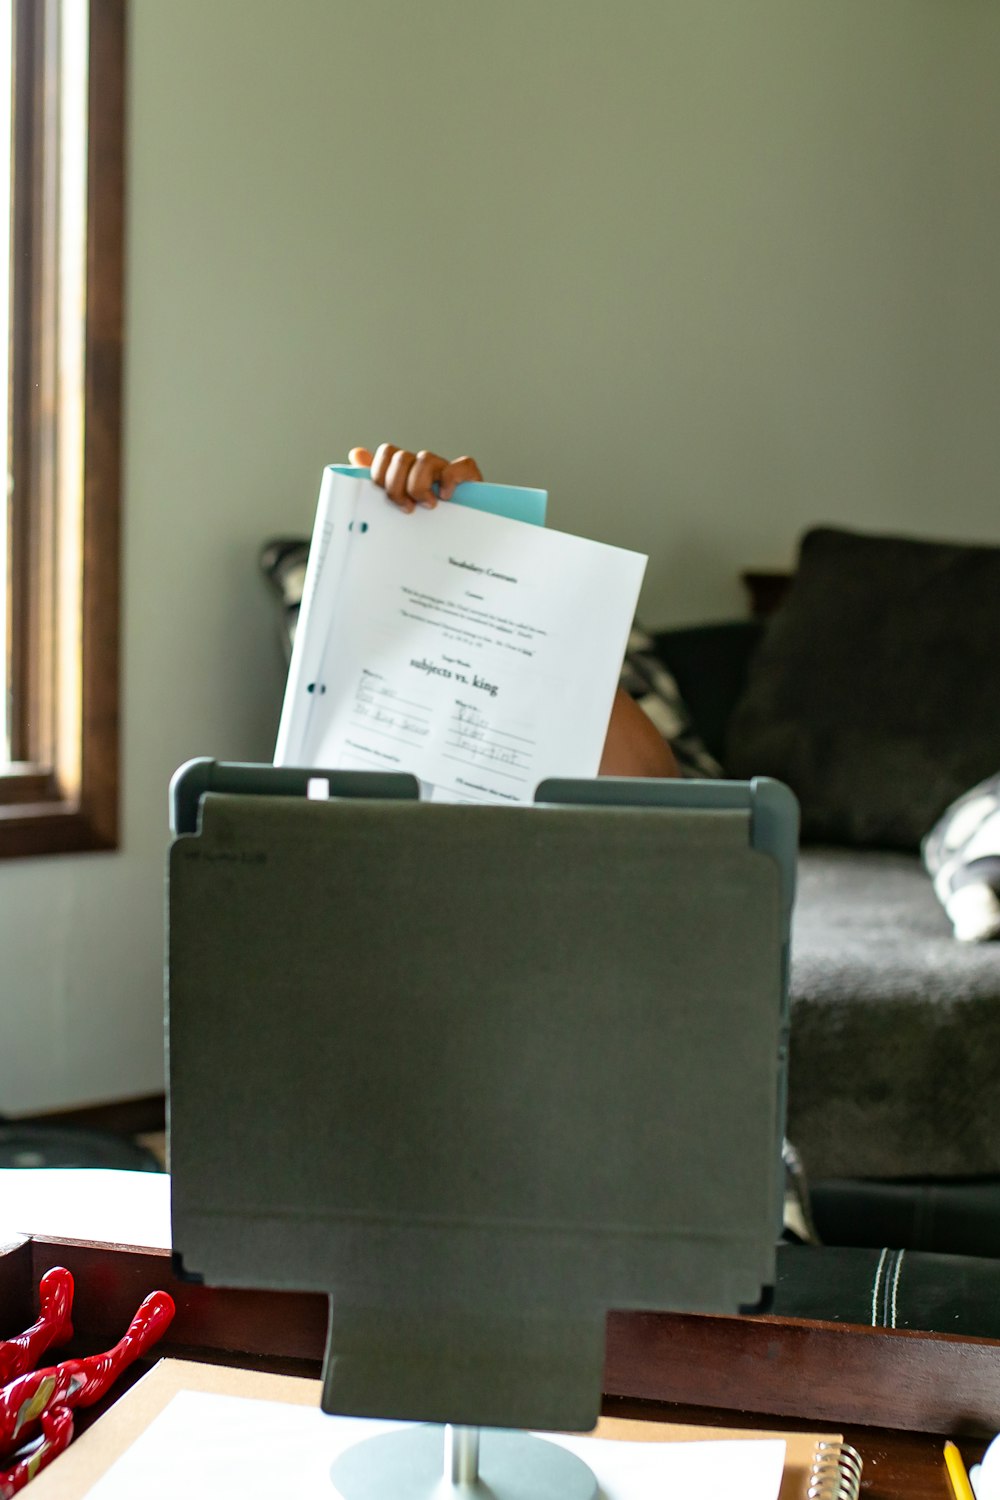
top-left (167, 760), bottom-right (798, 1498)
top-left (329, 1423), bottom-right (597, 1500)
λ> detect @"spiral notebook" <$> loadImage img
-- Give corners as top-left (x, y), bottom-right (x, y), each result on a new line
top-left (28, 1358), bottom-right (863, 1500)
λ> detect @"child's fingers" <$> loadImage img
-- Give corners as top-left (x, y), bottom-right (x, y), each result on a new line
top-left (438, 455), bottom-right (483, 500)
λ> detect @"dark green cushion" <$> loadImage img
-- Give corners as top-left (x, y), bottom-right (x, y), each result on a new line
top-left (725, 526), bottom-right (1000, 850)
top-left (774, 1242), bottom-right (1000, 1336)
top-left (809, 1176), bottom-right (1000, 1260)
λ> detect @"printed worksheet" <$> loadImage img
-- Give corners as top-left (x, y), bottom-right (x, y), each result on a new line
top-left (275, 469), bottom-right (646, 805)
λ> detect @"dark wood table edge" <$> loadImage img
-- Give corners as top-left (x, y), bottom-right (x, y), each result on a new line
top-left (2, 1234), bottom-right (996, 1496)
top-left (5, 1236), bottom-right (1000, 1435)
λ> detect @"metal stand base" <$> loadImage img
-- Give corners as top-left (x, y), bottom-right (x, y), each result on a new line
top-left (329, 1423), bottom-right (598, 1499)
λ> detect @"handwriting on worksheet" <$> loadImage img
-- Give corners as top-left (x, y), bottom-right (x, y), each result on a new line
top-left (446, 701), bottom-right (534, 777)
top-left (351, 672), bottom-right (431, 746)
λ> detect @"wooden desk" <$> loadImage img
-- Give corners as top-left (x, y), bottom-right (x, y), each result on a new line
top-left (2, 1234), bottom-right (994, 1498)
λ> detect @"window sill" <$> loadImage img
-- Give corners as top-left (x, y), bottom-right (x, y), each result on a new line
top-left (0, 775), bottom-right (117, 859)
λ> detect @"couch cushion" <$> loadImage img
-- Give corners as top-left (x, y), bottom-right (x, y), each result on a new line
top-left (787, 848), bottom-right (1000, 1179)
top-left (725, 526), bottom-right (1000, 850)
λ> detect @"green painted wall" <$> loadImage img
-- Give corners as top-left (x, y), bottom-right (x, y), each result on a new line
top-left (1, 0), bottom-right (997, 1111)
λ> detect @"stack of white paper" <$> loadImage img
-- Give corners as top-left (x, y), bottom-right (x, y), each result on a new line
top-left (275, 468), bottom-right (647, 805)
top-left (81, 1392), bottom-right (787, 1500)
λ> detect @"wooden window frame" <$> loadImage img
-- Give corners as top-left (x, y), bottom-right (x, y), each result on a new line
top-left (1, 0), bottom-right (124, 859)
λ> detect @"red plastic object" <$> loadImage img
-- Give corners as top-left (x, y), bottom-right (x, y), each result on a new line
top-left (0, 1405), bottom-right (74, 1498)
top-left (0, 1290), bottom-right (174, 1455)
top-left (0, 1268), bottom-right (74, 1385)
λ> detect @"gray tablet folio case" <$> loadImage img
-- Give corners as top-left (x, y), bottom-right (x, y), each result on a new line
top-left (167, 762), bottom-right (797, 1433)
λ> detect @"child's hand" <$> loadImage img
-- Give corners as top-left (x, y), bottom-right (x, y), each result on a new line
top-left (349, 444), bottom-right (483, 514)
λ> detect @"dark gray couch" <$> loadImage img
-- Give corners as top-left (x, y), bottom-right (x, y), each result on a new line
top-left (651, 525), bottom-right (1000, 1217)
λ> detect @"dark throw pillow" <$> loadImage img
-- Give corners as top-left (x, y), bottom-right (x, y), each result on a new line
top-left (725, 526), bottom-right (1000, 850)
top-left (923, 772), bottom-right (1000, 941)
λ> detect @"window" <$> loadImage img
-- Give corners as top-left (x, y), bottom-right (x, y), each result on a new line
top-left (1, 0), bottom-right (124, 859)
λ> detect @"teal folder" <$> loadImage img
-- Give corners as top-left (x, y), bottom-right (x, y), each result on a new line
top-left (326, 464), bottom-right (548, 527)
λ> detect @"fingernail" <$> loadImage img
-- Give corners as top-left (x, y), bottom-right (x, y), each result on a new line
top-left (420, 498), bottom-right (437, 509)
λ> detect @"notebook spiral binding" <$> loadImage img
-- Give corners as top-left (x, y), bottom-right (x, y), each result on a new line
top-left (807, 1440), bottom-right (863, 1500)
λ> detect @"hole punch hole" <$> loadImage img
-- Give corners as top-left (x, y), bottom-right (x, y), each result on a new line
top-left (307, 778), bottom-right (331, 801)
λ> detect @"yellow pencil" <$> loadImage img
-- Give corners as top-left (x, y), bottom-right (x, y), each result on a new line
top-left (944, 1440), bottom-right (976, 1500)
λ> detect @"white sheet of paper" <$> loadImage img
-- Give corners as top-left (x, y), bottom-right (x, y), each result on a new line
top-left (0, 1168), bottom-right (170, 1249)
top-left (275, 471), bottom-right (647, 804)
top-left (81, 1390), bottom-right (786, 1500)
